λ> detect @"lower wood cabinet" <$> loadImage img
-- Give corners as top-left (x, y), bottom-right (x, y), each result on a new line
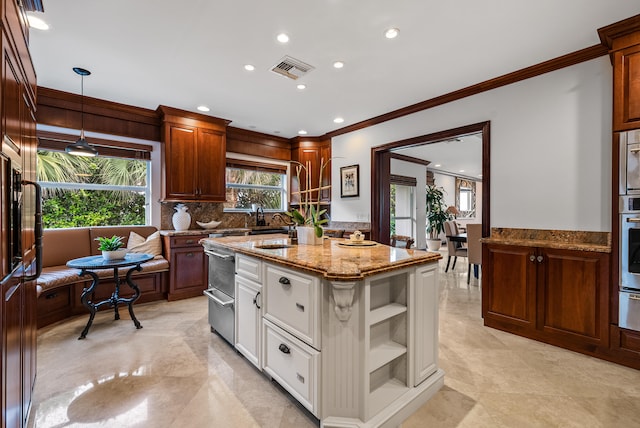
top-left (483, 243), bottom-right (610, 353)
top-left (163, 234), bottom-right (208, 301)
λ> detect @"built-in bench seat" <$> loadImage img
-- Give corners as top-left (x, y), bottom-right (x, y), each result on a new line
top-left (37, 226), bottom-right (169, 328)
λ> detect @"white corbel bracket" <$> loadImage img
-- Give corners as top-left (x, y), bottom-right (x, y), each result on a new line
top-left (330, 281), bottom-right (356, 321)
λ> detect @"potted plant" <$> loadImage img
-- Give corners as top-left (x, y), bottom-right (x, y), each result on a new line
top-left (286, 159), bottom-right (331, 244)
top-left (95, 235), bottom-right (127, 260)
top-left (426, 185), bottom-right (452, 251)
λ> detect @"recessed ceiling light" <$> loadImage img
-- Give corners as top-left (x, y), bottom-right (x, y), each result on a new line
top-left (27, 15), bottom-right (49, 30)
top-left (459, 170), bottom-right (465, 173)
top-left (197, 105), bottom-right (210, 112)
top-left (244, 64), bottom-right (255, 71)
top-left (297, 84), bottom-right (307, 90)
top-left (478, 174), bottom-right (483, 178)
top-left (298, 130), bottom-right (308, 135)
top-left (385, 28), bottom-right (399, 39)
top-left (333, 61), bottom-right (344, 69)
top-left (333, 117), bottom-right (344, 124)
top-left (434, 164), bottom-right (441, 167)
top-left (276, 33), bottom-right (289, 43)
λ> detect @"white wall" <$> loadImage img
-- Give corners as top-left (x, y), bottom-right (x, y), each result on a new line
top-left (331, 57), bottom-right (612, 232)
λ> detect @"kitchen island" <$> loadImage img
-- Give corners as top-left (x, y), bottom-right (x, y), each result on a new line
top-left (200, 234), bottom-right (444, 428)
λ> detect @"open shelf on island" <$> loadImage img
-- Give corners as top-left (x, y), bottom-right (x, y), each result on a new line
top-left (369, 378), bottom-right (409, 412)
top-left (369, 341), bottom-right (407, 372)
top-left (369, 303), bottom-right (407, 326)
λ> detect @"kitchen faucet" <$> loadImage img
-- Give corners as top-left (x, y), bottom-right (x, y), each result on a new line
top-left (255, 205), bottom-right (266, 226)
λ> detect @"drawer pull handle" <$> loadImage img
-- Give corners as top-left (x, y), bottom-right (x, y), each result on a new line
top-left (296, 303), bottom-right (305, 311)
top-left (186, 239), bottom-right (195, 244)
top-left (279, 277), bottom-right (291, 285)
top-left (278, 343), bottom-right (291, 354)
top-left (186, 253), bottom-right (194, 257)
top-left (45, 292), bottom-right (58, 299)
top-left (297, 373), bottom-right (305, 383)
top-left (253, 291), bottom-right (261, 309)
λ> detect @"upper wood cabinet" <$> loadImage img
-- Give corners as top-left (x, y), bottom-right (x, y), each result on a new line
top-left (613, 44), bottom-right (640, 131)
top-left (290, 137), bottom-right (331, 204)
top-left (599, 15), bottom-right (640, 132)
top-left (158, 106), bottom-right (230, 202)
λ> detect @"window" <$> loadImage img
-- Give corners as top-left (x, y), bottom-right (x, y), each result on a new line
top-left (37, 150), bottom-right (150, 228)
top-left (390, 174), bottom-right (417, 238)
top-left (224, 161), bottom-right (287, 211)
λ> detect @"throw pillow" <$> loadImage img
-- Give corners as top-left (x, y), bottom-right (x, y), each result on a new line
top-left (127, 231), bottom-right (162, 256)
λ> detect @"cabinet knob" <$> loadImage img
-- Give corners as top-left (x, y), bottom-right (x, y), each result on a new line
top-left (296, 302), bottom-right (305, 312)
top-left (279, 277), bottom-right (291, 285)
top-left (537, 255), bottom-right (543, 263)
top-left (278, 343), bottom-right (291, 354)
top-left (529, 255), bottom-right (535, 262)
top-left (253, 291), bottom-right (261, 309)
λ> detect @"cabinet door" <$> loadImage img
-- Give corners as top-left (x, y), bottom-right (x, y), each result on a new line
top-left (235, 276), bottom-right (262, 369)
top-left (483, 244), bottom-right (537, 330)
top-left (413, 263), bottom-right (438, 386)
top-left (538, 248), bottom-right (609, 346)
top-left (165, 124), bottom-right (197, 199)
top-left (196, 128), bottom-right (226, 201)
top-left (613, 44), bottom-right (640, 132)
top-left (169, 246), bottom-right (206, 299)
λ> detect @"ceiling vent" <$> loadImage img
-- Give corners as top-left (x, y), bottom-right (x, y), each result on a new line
top-left (270, 56), bottom-right (314, 80)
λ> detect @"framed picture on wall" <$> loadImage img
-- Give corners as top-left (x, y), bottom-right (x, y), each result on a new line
top-left (340, 165), bottom-right (359, 198)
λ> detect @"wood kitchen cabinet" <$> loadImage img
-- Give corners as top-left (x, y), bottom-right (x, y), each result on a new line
top-left (158, 106), bottom-right (230, 202)
top-left (612, 44), bottom-right (640, 132)
top-left (290, 137), bottom-right (331, 204)
top-left (163, 234), bottom-right (208, 301)
top-left (483, 243), bottom-right (610, 353)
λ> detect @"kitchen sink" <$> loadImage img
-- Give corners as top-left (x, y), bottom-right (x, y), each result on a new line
top-left (255, 244), bottom-right (292, 250)
top-left (249, 228), bottom-right (288, 235)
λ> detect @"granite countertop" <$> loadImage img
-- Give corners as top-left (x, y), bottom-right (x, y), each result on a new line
top-left (200, 234), bottom-right (442, 281)
top-left (160, 228), bottom-right (250, 237)
top-left (481, 228), bottom-right (611, 253)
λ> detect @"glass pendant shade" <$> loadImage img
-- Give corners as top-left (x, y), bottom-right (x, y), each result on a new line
top-left (66, 67), bottom-right (98, 157)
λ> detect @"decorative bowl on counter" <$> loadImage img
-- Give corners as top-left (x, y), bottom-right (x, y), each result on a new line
top-left (196, 220), bottom-right (222, 229)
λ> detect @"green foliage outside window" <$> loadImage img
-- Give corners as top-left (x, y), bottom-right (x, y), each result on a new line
top-left (37, 150), bottom-right (147, 228)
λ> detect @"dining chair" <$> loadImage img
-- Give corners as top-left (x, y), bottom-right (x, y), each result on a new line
top-left (391, 234), bottom-right (414, 249)
top-left (466, 223), bottom-right (482, 284)
top-left (444, 221), bottom-right (467, 272)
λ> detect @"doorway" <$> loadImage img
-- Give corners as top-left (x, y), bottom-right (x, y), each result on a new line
top-left (370, 121), bottom-right (490, 245)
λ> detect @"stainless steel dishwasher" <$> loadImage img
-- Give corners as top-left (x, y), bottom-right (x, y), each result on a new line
top-left (203, 244), bottom-right (235, 344)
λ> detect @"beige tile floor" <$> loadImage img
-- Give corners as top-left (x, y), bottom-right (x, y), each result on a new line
top-left (29, 255), bottom-right (640, 428)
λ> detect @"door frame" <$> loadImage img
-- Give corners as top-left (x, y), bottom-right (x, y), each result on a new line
top-left (371, 121), bottom-right (491, 245)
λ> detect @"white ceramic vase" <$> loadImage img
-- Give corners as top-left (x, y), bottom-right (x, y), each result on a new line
top-left (102, 250), bottom-right (127, 260)
top-left (172, 204), bottom-right (191, 231)
top-left (297, 226), bottom-right (324, 245)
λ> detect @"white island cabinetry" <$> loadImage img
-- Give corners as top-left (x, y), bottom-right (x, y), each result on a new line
top-left (234, 254), bottom-right (263, 369)
top-left (203, 236), bottom-right (444, 428)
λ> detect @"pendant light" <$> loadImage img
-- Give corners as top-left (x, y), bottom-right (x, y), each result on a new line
top-left (65, 67), bottom-right (98, 157)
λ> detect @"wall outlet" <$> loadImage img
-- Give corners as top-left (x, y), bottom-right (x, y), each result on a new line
top-left (356, 213), bottom-right (369, 221)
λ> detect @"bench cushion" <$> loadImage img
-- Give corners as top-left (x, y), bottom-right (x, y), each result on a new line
top-left (37, 258), bottom-right (169, 293)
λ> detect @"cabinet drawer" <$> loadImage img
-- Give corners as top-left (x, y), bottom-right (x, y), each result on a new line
top-left (263, 320), bottom-right (319, 416)
top-left (236, 254), bottom-right (262, 282)
top-left (264, 264), bottom-right (320, 348)
top-left (39, 286), bottom-right (71, 312)
top-left (169, 235), bottom-right (207, 248)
